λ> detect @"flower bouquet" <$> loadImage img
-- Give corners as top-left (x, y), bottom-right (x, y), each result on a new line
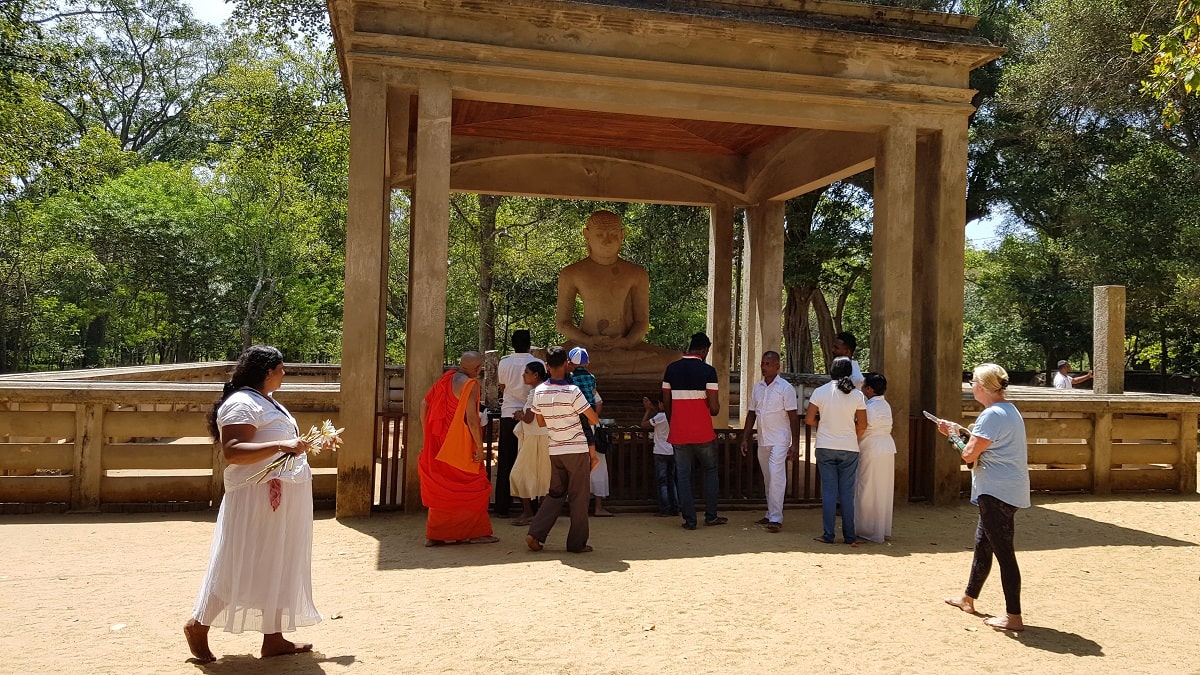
top-left (246, 419), bottom-right (344, 484)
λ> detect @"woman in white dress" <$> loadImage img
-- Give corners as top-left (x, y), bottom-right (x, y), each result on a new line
top-left (184, 345), bottom-right (323, 663)
top-left (509, 361), bottom-right (551, 526)
top-left (854, 372), bottom-right (896, 543)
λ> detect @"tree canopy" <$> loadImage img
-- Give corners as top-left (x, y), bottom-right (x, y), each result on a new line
top-left (3, 0), bottom-right (1200, 386)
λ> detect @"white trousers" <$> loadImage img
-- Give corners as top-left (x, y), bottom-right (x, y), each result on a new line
top-left (758, 444), bottom-right (789, 523)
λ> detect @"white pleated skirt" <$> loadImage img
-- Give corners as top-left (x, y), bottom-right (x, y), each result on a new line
top-left (590, 451), bottom-right (610, 497)
top-left (854, 449), bottom-right (895, 543)
top-left (192, 479), bottom-right (322, 634)
top-left (510, 433), bottom-right (551, 499)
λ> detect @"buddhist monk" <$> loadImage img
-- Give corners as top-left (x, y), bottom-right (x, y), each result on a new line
top-left (418, 351), bottom-right (500, 546)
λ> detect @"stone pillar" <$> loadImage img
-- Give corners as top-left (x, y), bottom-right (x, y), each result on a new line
top-left (871, 122), bottom-right (916, 500)
top-left (1093, 285), bottom-right (1125, 395)
top-left (739, 201), bottom-right (785, 424)
top-left (707, 203), bottom-right (735, 427)
top-left (925, 120), bottom-right (969, 505)
top-left (403, 74), bottom-right (453, 511)
top-left (339, 70), bottom-right (389, 518)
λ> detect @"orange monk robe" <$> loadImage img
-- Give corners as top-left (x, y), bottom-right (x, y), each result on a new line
top-left (418, 369), bottom-right (493, 541)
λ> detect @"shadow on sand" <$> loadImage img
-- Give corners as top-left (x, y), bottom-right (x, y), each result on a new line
top-left (194, 652), bottom-right (355, 673)
top-left (332, 493), bottom-right (1199, 572)
top-left (1004, 625), bottom-right (1105, 657)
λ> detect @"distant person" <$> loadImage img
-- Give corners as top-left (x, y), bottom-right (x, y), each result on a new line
top-left (854, 372), bottom-right (896, 543)
top-left (831, 331), bottom-right (865, 389)
top-left (495, 330), bottom-right (544, 517)
top-left (186, 345), bottom-right (323, 663)
top-left (526, 346), bottom-right (600, 553)
top-left (1053, 360), bottom-right (1093, 389)
top-left (662, 332), bottom-right (727, 529)
top-left (938, 363), bottom-right (1030, 632)
top-left (641, 396), bottom-right (678, 517)
top-left (740, 351), bottom-right (799, 533)
top-left (806, 356), bottom-right (866, 545)
top-left (509, 361), bottom-right (551, 527)
top-left (418, 352), bottom-right (499, 547)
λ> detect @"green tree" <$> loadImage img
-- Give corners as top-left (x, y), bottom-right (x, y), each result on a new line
top-left (1132, 0), bottom-right (1200, 127)
top-left (194, 40), bottom-right (349, 358)
top-left (37, 0), bottom-right (231, 161)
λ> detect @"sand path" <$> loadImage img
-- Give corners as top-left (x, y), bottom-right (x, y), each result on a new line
top-left (2, 495), bottom-right (1198, 674)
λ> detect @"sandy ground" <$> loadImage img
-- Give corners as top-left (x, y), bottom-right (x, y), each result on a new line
top-left (2, 495), bottom-right (1199, 675)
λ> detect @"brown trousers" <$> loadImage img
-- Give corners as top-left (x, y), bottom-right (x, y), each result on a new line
top-left (527, 451), bottom-right (591, 552)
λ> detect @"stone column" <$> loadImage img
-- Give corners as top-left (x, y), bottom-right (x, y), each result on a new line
top-left (707, 203), bottom-right (735, 427)
top-left (739, 201), bottom-right (784, 424)
top-left (871, 122), bottom-right (916, 500)
top-left (339, 70), bottom-right (389, 517)
top-left (926, 120), bottom-right (969, 505)
top-left (403, 74), bottom-right (453, 511)
top-left (1093, 285), bottom-right (1125, 395)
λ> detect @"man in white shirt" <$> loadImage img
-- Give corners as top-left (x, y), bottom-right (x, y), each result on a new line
top-left (1053, 360), bottom-right (1093, 389)
top-left (495, 330), bottom-right (544, 516)
top-left (832, 331), bottom-right (865, 389)
top-left (740, 351), bottom-right (800, 533)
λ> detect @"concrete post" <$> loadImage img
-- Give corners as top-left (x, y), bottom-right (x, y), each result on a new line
top-left (707, 203), bottom-right (735, 427)
top-left (1093, 285), bottom-right (1125, 395)
top-left (339, 70), bottom-right (389, 517)
top-left (871, 122), bottom-right (916, 499)
top-left (403, 74), bottom-right (454, 512)
top-left (924, 120), bottom-right (969, 505)
top-left (738, 201), bottom-right (784, 425)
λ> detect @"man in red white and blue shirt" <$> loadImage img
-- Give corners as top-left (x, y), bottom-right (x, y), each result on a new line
top-left (661, 332), bottom-right (727, 530)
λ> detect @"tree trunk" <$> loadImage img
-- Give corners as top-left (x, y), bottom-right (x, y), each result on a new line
top-left (241, 243), bottom-right (275, 351)
top-left (476, 194), bottom-right (501, 353)
top-left (784, 284), bottom-right (815, 373)
top-left (811, 287), bottom-right (836, 371)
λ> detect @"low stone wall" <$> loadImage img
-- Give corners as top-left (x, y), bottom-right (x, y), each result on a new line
top-left (0, 371), bottom-right (341, 512)
top-left (2, 367), bottom-right (1196, 511)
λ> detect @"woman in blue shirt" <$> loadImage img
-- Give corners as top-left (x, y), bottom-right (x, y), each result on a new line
top-left (936, 363), bottom-right (1030, 632)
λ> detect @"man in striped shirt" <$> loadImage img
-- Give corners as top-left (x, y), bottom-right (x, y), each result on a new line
top-left (526, 346), bottom-right (600, 553)
top-left (662, 332), bottom-right (727, 530)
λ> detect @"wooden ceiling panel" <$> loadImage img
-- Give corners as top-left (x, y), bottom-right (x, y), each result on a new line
top-left (449, 101), bottom-right (792, 156)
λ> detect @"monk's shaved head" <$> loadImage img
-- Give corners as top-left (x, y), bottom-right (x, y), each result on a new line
top-left (460, 351), bottom-right (482, 367)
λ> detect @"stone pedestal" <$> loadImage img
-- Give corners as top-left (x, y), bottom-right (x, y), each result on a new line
top-left (1093, 286), bottom-right (1125, 395)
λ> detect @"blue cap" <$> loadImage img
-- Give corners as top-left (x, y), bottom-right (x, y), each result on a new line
top-left (568, 346), bottom-right (589, 366)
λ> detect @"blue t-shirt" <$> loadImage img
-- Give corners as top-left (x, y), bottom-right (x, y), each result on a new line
top-left (969, 402), bottom-right (1031, 508)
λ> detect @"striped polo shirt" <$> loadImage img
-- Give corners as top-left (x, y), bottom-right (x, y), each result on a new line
top-left (662, 354), bottom-right (718, 444)
top-left (530, 379), bottom-right (592, 455)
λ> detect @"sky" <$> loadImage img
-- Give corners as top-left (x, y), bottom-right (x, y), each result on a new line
top-left (180, 0), bottom-right (1005, 248)
top-left (185, 0), bottom-right (233, 26)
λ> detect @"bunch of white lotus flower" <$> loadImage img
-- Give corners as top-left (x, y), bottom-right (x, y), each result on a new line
top-left (246, 419), bottom-right (344, 484)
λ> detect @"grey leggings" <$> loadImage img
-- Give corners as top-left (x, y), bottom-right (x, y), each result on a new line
top-left (965, 493), bottom-right (1022, 616)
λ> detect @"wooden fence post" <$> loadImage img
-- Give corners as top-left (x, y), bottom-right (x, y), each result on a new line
top-left (1092, 412), bottom-right (1112, 495)
top-left (71, 403), bottom-right (104, 511)
top-left (1179, 412), bottom-right (1197, 494)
